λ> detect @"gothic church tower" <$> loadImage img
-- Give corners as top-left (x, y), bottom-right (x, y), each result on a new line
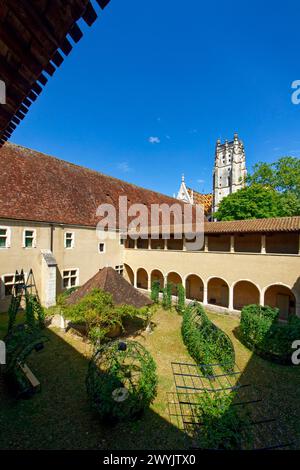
top-left (212, 133), bottom-right (246, 216)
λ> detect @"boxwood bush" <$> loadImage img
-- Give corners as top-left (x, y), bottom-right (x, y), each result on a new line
top-left (240, 304), bottom-right (300, 364)
top-left (182, 303), bottom-right (235, 375)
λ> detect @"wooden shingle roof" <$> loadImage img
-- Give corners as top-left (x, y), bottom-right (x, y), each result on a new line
top-left (0, 0), bottom-right (111, 146)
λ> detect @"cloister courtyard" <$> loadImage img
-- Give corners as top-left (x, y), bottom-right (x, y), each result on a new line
top-left (1, 307), bottom-right (299, 450)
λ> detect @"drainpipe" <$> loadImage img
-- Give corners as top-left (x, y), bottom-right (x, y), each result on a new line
top-left (50, 224), bottom-right (54, 253)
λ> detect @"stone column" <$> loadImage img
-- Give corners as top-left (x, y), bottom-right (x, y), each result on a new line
top-left (164, 238), bottom-right (168, 250)
top-left (203, 283), bottom-right (208, 304)
top-left (230, 235), bottom-right (235, 253)
top-left (147, 274), bottom-right (151, 291)
top-left (261, 234), bottom-right (266, 254)
top-left (204, 236), bottom-right (208, 252)
top-left (228, 285), bottom-right (234, 311)
top-left (134, 239), bottom-right (137, 250)
top-left (259, 289), bottom-right (264, 306)
top-left (133, 271), bottom-right (137, 288)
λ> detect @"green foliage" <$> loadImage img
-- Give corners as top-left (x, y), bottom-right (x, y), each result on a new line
top-left (176, 284), bottom-right (186, 314)
top-left (215, 156), bottom-right (300, 220)
top-left (7, 292), bottom-right (45, 336)
top-left (86, 340), bottom-right (157, 422)
top-left (162, 283), bottom-right (173, 310)
top-left (56, 286), bottom-right (79, 307)
top-left (240, 304), bottom-right (300, 363)
top-left (63, 289), bottom-right (146, 344)
top-left (248, 156), bottom-right (300, 197)
top-left (181, 303), bottom-right (235, 375)
top-left (196, 391), bottom-right (253, 450)
top-left (150, 280), bottom-right (160, 303)
top-left (215, 184), bottom-right (283, 221)
top-left (7, 295), bottom-right (21, 335)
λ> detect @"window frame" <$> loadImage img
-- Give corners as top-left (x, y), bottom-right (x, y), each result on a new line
top-left (98, 242), bottom-right (106, 253)
top-left (0, 226), bottom-right (11, 249)
top-left (1, 272), bottom-right (27, 299)
top-left (62, 268), bottom-right (79, 289)
top-left (64, 231), bottom-right (75, 249)
top-left (115, 265), bottom-right (124, 276)
top-left (23, 228), bottom-right (36, 249)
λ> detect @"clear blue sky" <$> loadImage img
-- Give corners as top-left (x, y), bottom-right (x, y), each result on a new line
top-left (11, 0), bottom-right (300, 196)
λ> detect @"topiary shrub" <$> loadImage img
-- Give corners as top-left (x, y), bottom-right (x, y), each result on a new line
top-left (86, 340), bottom-right (157, 422)
top-left (162, 283), bottom-right (173, 310)
top-left (195, 390), bottom-right (253, 450)
top-left (181, 303), bottom-right (235, 375)
top-left (150, 280), bottom-right (160, 304)
top-left (176, 284), bottom-right (186, 314)
top-left (240, 304), bottom-right (300, 364)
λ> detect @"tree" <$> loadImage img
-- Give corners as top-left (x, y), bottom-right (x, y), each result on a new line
top-left (216, 156), bottom-right (300, 220)
top-left (248, 157), bottom-right (300, 197)
top-left (215, 185), bottom-right (283, 221)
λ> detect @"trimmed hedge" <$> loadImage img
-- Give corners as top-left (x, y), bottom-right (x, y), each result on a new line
top-left (182, 303), bottom-right (235, 375)
top-left (240, 304), bottom-right (300, 364)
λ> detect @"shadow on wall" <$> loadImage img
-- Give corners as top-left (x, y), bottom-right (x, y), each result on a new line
top-left (0, 326), bottom-right (192, 450)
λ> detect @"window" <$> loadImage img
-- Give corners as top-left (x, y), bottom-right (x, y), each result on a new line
top-left (115, 265), bottom-right (124, 276)
top-left (64, 232), bottom-right (74, 249)
top-left (120, 237), bottom-right (125, 246)
top-left (0, 227), bottom-right (10, 248)
top-left (2, 275), bottom-right (14, 297)
top-left (98, 242), bottom-right (105, 253)
top-left (23, 229), bottom-right (36, 248)
top-left (63, 269), bottom-right (78, 289)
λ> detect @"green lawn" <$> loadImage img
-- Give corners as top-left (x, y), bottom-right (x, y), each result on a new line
top-left (0, 308), bottom-right (299, 450)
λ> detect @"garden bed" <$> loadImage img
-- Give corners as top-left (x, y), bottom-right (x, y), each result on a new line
top-left (0, 308), bottom-right (299, 449)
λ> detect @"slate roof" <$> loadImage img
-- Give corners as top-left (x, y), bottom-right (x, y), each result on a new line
top-left (66, 267), bottom-right (153, 308)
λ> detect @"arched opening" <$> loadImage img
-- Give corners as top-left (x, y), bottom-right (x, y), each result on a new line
top-left (233, 280), bottom-right (260, 310)
top-left (124, 264), bottom-right (134, 285)
top-left (207, 277), bottom-right (229, 308)
top-left (185, 274), bottom-right (204, 301)
top-left (264, 284), bottom-right (296, 320)
top-left (136, 268), bottom-right (148, 290)
top-left (167, 272), bottom-right (182, 296)
top-left (150, 269), bottom-right (164, 292)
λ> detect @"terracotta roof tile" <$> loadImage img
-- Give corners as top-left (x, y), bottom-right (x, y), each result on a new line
top-left (0, 142), bottom-right (187, 227)
top-left (204, 217), bottom-right (300, 234)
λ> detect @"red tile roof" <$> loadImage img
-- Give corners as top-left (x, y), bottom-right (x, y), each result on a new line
top-left (66, 267), bottom-right (152, 308)
top-left (204, 217), bottom-right (300, 234)
top-left (0, 142), bottom-right (187, 227)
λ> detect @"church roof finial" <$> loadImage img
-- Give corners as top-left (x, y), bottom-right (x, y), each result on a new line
top-left (181, 173), bottom-right (185, 182)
